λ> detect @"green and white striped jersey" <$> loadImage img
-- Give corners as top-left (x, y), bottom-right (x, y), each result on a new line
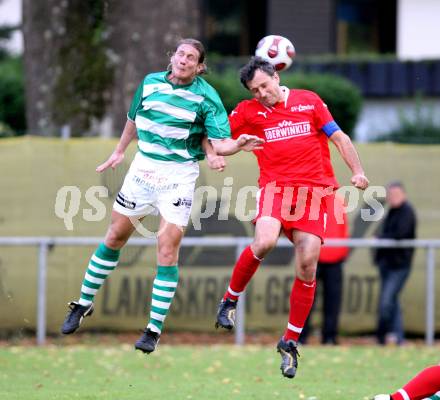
top-left (127, 71), bottom-right (231, 163)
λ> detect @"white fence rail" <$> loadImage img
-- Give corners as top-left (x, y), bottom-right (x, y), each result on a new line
top-left (0, 237), bottom-right (438, 346)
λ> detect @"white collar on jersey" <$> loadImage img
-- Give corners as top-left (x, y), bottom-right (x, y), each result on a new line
top-left (280, 86), bottom-right (289, 107)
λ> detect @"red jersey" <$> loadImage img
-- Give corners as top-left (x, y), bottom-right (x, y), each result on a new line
top-left (229, 88), bottom-right (339, 188)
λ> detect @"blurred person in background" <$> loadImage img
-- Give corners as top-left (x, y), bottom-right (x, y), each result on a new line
top-left (60, 38), bottom-right (263, 354)
top-left (214, 56), bottom-right (369, 379)
top-left (300, 192), bottom-right (349, 345)
top-left (373, 364), bottom-right (440, 400)
top-left (374, 181), bottom-right (417, 345)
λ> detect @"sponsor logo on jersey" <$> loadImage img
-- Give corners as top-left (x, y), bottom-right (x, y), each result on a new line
top-left (264, 120), bottom-right (311, 142)
top-left (290, 104), bottom-right (315, 112)
top-left (137, 169), bottom-right (167, 184)
top-left (172, 198), bottom-right (192, 208)
top-left (132, 174), bottom-right (177, 192)
top-left (257, 111), bottom-right (268, 119)
top-left (116, 192), bottom-right (136, 210)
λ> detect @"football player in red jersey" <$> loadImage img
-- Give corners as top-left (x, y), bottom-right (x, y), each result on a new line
top-left (215, 57), bottom-right (369, 379)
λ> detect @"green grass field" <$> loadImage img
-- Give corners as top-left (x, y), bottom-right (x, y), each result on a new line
top-left (0, 344), bottom-right (438, 400)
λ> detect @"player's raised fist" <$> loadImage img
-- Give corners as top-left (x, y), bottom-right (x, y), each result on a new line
top-left (351, 173), bottom-right (369, 190)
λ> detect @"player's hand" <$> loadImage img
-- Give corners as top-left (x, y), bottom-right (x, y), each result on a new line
top-left (351, 173), bottom-right (369, 190)
top-left (96, 151), bottom-right (124, 173)
top-left (236, 134), bottom-right (265, 152)
top-left (206, 153), bottom-right (226, 172)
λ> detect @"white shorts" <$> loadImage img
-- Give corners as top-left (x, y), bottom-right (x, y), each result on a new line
top-left (113, 152), bottom-right (199, 226)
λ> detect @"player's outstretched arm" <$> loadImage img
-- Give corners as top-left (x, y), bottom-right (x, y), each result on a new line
top-left (211, 134), bottom-right (264, 156)
top-left (330, 130), bottom-right (369, 190)
top-left (202, 136), bottom-right (226, 172)
top-left (96, 120), bottom-right (138, 173)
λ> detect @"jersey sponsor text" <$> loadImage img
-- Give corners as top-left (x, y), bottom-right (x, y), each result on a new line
top-left (264, 121), bottom-right (311, 142)
top-left (290, 104), bottom-right (315, 112)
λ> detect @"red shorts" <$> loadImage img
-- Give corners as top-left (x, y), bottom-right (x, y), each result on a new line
top-left (254, 183), bottom-right (329, 242)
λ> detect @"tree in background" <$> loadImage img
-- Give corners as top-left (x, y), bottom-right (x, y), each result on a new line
top-left (22, 0), bottom-right (201, 136)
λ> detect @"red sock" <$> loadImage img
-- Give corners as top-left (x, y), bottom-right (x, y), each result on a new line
top-left (284, 278), bottom-right (316, 342)
top-left (391, 365), bottom-right (440, 400)
top-left (223, 246), bottom-right (262, 301)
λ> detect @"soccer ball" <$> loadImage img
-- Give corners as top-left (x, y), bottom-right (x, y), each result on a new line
top-left (255, 35), bottom-right (295, 72)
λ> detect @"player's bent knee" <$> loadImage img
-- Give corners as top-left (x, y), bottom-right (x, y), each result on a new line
top-left (296, 259), bottom-right (318, 279)
top-left (105, 229), bottom-right (130, 250)
top-left (252, 238), bottom-right (277, 257)
top-left (300, 269), bottom-right (317, 282)
top-left (302, 255), bottom-right (319, 268)
top-left (104, 237), bottom-right (125, 250)
top-left (157, 246), bottom-right (179, 265)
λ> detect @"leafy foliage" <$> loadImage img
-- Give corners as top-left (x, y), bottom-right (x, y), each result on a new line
top-left (375, 98), bottom-right (440, 143)
top-left (282, 73), bottom-right (363, 138)
top-left (0, 56), bottom-right (25, 136)
top-left (204, 70), bottom-right (251, 112)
